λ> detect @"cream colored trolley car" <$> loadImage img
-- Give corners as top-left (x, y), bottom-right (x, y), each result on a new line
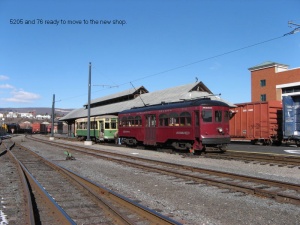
top-left (75, 115), bottom-right (118, 142)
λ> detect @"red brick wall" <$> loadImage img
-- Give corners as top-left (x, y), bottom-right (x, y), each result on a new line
top-left (251, 67), bottom-right (300, 102)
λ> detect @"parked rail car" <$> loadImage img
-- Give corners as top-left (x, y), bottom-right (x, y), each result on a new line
top-left (229, 101), bottom-right (283, 145)
top-left (118, 99), bottom-right (231, 153)
top-left (75, 115), bottom-right (118, 142)
top-left (0, 124), bottom-right (8, 136)
top-left (6, 123), bottom-right (21, 134)
top-left (1, 123), bottom-right (8, 132)
top-left (40, 122), bottom-right (51, 134)
top-left (282, 96), bottom-right (300, 146)
top-left (32, 122), bottom-right (41, 133)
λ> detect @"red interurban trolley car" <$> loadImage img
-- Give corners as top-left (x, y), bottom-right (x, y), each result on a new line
top-left (118, 98), bottom-right (231, 153)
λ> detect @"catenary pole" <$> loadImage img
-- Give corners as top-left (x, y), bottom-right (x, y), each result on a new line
top-left (50, 94), bottom-right (55, 140)
top-left (86, 62), bottom-right (91, 142)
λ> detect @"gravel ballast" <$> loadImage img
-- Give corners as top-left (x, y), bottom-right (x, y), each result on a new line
top-left (13, 135), bottom-right (300, 225)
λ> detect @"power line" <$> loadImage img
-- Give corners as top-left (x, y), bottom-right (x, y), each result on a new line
top-left (118, 30), bottom-right (298, 87)
top-left (59, 27), bottom-right (299, 104)
top-left (125, 36), bottom-right (285, 85)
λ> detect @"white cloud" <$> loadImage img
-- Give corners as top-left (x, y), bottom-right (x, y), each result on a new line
top-left (3, 90), bottom-right (41, 103)
top-left (0, 84), bottom-right (14, 89)
top-left (0, 75), bottom-right (9, 80)
top-left (0, 75), bottom-right (41, 104)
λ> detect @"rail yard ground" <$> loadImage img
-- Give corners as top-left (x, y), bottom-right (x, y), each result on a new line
top-left (2, 134), bottom-right (300, 225)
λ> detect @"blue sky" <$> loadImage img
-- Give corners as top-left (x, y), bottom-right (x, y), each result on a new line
top-left (0, 0), bottom-right (299, 109)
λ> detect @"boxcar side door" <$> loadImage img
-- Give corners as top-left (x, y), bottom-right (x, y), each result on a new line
top-left (144, 114), bottom-right (156, 145)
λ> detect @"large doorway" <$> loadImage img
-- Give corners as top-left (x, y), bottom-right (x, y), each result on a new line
top-left (144, 114), bottom-right (156, 145)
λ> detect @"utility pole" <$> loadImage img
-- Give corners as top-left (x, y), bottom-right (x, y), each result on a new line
top-left (50, 94), bottom-right (55, 141)
top-left (84, 62), bottom-right (93, 145)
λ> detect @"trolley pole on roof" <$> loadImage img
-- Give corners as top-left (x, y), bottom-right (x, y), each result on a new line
top-left (284, 21), bottom-right (300, 36)
top-left (84, 62), bottom-right (93, 145)
top-left (49, 94), bottom-right (55, 141)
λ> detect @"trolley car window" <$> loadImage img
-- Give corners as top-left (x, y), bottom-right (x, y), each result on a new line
top-left (224, 111), bottom-right (230, 122)
top-left (146, 115), bottom-right (156, 127)
top-left (202, 110), bottom-right (212, 122)
top-left (215, 110), bottom-right (222, 122)
top-left (120, 117), bottom-right (127, 127)
top-left (135, 116), bottom-right (142, 126)
top-left (180, 112), bottom-right (191, 126)
top-left (100, 121), bottom-right (104, 131)
top-left (195, 111), bottom-right (199, 126)
top-left (128, 116), bottom-right (134, 126)
top-left (105, 122), bottom-right (110, 129)
top-left (169, 112), bottom-right (179, 126)
top-left (91, 121), bottom-right (97, 129)
top-left (159, 114), bottom-right (169, 126)
top-left (111, 120), bottom-right (117, 129)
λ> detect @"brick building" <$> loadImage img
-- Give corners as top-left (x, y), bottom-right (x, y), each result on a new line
top-left (248, 61), bottom-right (300, 102)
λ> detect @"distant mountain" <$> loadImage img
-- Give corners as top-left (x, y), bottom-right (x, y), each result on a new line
top-left (0, 107), bottom-right (74, 116)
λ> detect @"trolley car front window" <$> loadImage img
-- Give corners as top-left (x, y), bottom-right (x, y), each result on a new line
top-left (202, 110), bottom-right (212, 122)
top-left (215, 110), bottom-right (222, 122)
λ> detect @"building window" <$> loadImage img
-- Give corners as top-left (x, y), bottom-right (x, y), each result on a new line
top-left (282, 85), bottom-right (300, 94)
top-left (260, 94), bottom-right (266, 101)
top-left (260, 79), bottom-right (266, 87)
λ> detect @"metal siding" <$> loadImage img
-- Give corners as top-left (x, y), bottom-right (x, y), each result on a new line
top-left (283, 96), bottom-right (294, 137)
top-left (61, 83), bottom-right (235, 121)
top-left (295, 96), bottom-right (300, 134)
top-left (230, 101), bottom-right (282, 140)
top-left (283, 96), bottom-right (300, 138)
top-left (76, 129), bottom-right (99, 137)
top-left (104, 129), bottom-right (117, 140)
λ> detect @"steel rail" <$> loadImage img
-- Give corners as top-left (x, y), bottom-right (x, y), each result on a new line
top-left (79, 152), bottom-right (300, 205)
top-left (59, 163), bottom-right (182, 225)
top-left (27, 135), bottom-right (300, 205)
top-left (15, 141), bottom-right (182, 225)
top-left (15, 143), bottom-right (137, 225)
top-left (2, 140), bottom-right (35, 225)
top-left (29, 135), bottom-right (300, 166)
top-left (206, 150), bottom-right (300, 166)
top-left (6, 150), bottom-right (36, 225)
top-left (29, 135), bottom-right (300, 191)
top-left (9, 144), bottom-right (76, 225)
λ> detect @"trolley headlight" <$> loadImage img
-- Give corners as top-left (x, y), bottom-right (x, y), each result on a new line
top-left (217, 127), bottom-right (223, 133)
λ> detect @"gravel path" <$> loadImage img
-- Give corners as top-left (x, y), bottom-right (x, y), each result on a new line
top-left (12, 135), bottom-right (300, 225)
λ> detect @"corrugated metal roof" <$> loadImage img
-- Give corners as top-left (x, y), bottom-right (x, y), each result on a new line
top-left (88, 86), bottom-right (148, 105)
top-left (60, 82), bottom-right (236, 121)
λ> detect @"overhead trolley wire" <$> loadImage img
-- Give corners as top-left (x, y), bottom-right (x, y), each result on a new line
top-left (59, 28), bottom-right (299, 103)
top-left (108, 29), bottom-right (298, 88)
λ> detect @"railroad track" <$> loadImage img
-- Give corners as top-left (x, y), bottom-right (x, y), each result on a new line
top-left (56, 135), bottom-right (300, 167)
top-left (0, 139), bottom-right (34, 225)
top-left (1, 138), bottom-right (181, 225)
top-left (27, 135), bottom-right (300, 206)
top-left (204, 150), bottom-right (300, 168)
